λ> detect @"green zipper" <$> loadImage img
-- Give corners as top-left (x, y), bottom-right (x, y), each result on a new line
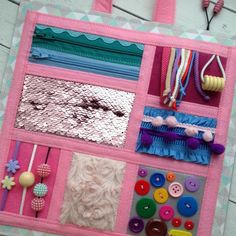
top-left (32, 26), bottom-right (143, 67)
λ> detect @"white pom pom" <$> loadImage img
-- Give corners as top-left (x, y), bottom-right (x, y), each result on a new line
top-left (165, 116), bottom-right (178, 128)
top-left (151, 116), bottom-right (163, 127)
top-left (185, 127), bottom-right (199, 137)
top-left (203, 131), bottom-right (214, 142)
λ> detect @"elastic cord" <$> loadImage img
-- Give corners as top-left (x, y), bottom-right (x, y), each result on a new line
top-left (177, 52), bottom-right (195, 106)
top-left (169, 48), bottom-right (186, 107)
top-left (163, 48), bottom-right (176, 97)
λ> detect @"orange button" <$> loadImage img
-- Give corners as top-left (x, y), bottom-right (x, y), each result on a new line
top-left (166, 172), bottom-right (176, 182)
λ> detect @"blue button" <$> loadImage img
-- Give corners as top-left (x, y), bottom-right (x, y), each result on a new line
top-left (177, 196), bottom-right (198, 217)
top-left (150, 173), bottom-right (165, 188)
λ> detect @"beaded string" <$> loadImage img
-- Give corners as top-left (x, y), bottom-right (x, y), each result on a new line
top-left (177, 52), bottom-right (195, 107)
top-left (193, 52), bottom-right (210, 101)
top-left (35, 147), bottom-right (51, 218)
top-left (19, 144), bottom-right (38, 215)
top-left (163, 48), bottom-right (176, 97)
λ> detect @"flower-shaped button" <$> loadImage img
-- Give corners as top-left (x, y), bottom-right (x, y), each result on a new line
top-left (5, 160), bottom-right (20, 174)
top-left (1, 176), bottom-right (16, 190)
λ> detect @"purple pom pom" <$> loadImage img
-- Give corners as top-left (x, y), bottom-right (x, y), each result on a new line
top-left (209, 143), bottom-right (225, 154)
top-left (186, 138), bottom-right (200, 150)
top-left (141, 132), bottom-right (153, 147)
top-left (163, 132), bottom-right (178, 142)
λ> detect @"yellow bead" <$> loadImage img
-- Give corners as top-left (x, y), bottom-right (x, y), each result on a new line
top-left (19, 171), bottom-right (35, 187)
top-left (153, 188), bottom-right (169, 204)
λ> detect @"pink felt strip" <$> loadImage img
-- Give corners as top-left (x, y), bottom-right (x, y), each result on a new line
top-left (0, 212), bottom-right (129, 236)
top-left (124, 45), bottom-right (156, 151)
top-left (115, 163), bottom-right (138, 233)
top-left (146, 95), bottom-right (219, 118)
top-left (152, 0), bottom-right (176, 24)
top-left (36, 12), bottom-right (228, 57)
top-left (47, 150), bottom-right (73, 221)
top-left (0, 141), bottom-right (60, 218)
top-left (12, 128), bottom-right (208, 177)
top-left (92, 0), bottom-right (112, 14)
top-left (197, 47), bottom-right (236, 236)
top-left (26, 63), bottom-right (137, 93)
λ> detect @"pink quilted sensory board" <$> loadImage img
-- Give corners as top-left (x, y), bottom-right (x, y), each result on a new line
top-left (0, 4), bottom-right (235, 236)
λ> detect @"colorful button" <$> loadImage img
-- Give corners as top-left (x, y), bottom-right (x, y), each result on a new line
top-left (184, 176), bottom-right (200, 192)
top-left (150, 173), bottom-right (165, 188)
top-left (168, 229), bottom-right (193, 236)
top-left (172, 217), bottom-right (182, 227)
top-left (168, 182), bottom-right (184, 198)
top-left (136, 198), bottom-right (156, 219)
top-left (159, 205), bottom-right (174, 221)
top-left (128, 217), bottom-right (144, 233)
top-left (184, 221), bottom-right (194, 230)
top-left (166, 172), bottom-right (176, 182)
top-left (138, 168), bottom-right (148, 177)
top-left (135, 180), bottom-right (150, 196)
top-left (177, 196), bottom-right (198, 217)
top-left (153, 188), bottom-right (169, 204)
top-left (145, 219), bottom-right (167, 236)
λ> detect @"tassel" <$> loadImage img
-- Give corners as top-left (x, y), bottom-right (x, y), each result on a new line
top-left (209, 143), bottom-right (225, 154)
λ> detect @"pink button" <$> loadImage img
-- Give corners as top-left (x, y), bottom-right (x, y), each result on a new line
top-left (159, 205), bottom-right (175, 221)
top-left (168, 182), bottom-right (184, 198)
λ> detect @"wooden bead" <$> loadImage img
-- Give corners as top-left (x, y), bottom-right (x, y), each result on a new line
top-left (19, 171), bottom-right (35, 188)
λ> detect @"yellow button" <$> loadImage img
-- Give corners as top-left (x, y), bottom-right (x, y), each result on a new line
top-left (168, 229), bottom-right (192, 236)
top-left (153, 188), bottom-right (169, 204)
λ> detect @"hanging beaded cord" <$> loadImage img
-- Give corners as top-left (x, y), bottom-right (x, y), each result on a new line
top-left (162, 48), bottom-right (226, 109)
top-left (0, 140), bottom-right (21, 211)
top-left (32, 147), bottom-right (51, 218)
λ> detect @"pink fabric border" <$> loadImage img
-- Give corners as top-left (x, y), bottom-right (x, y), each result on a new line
top-left (0, 11), bottom-right (235, 236)
top-left (92, 0), bottom-right (112, 14)
top-left (146, 95), bottom-right (219, 118)
top-left (115, 163), bottom-right (138, 234)
top-left (152, 0), bottom-right (176, 24)
top-left (47, 150), bottom-right (72, 221)
top-left (26, 63), bottom-right (137, 93)
top-left (12, 128), bottom-right (208, 177)
top-left (197, 47), bottom-right (236, 236)
top-left (124, 45), bottom-right (156, 150)
top-left (37, 12), bottom-right (228, 57)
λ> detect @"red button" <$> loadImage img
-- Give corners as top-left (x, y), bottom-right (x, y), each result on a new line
top-left (184, 221), bottom-right (194, 230)
top-left (135, 180), bottom-right (150, 196)
top-left (172, 217), bottom-right (182, 227)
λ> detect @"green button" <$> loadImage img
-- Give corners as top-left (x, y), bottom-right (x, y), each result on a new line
top-left (136, 198), bottom-right (156, 219)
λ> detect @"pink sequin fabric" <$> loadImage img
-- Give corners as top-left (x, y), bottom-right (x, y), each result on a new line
top-left (15, 75), bottom-right (135, 147)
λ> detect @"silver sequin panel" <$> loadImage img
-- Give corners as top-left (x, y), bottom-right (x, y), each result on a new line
top-left (15, 75), bottom-right (135, 147)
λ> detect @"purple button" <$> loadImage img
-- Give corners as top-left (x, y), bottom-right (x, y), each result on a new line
top-left (138, 167), bottom-right (148, 177)
top-left (128, 217), bottom-right (144, 233)
top-left (185, 176), bottom-right (200, 192)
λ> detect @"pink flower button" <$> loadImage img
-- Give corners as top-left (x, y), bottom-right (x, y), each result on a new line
top-left (168, 182), bottom-right (184, 198)
top-left (159, 205), bottom-right (175, 221)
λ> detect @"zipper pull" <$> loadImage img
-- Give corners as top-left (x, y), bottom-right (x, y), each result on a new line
top-left (30, 49), bottom-right (50, 59)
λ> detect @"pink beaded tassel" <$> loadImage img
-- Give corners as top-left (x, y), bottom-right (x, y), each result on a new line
top-left (214, 0), bottom-right (224, 14)
top-left (202, 0), bottom-right (210, 8)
